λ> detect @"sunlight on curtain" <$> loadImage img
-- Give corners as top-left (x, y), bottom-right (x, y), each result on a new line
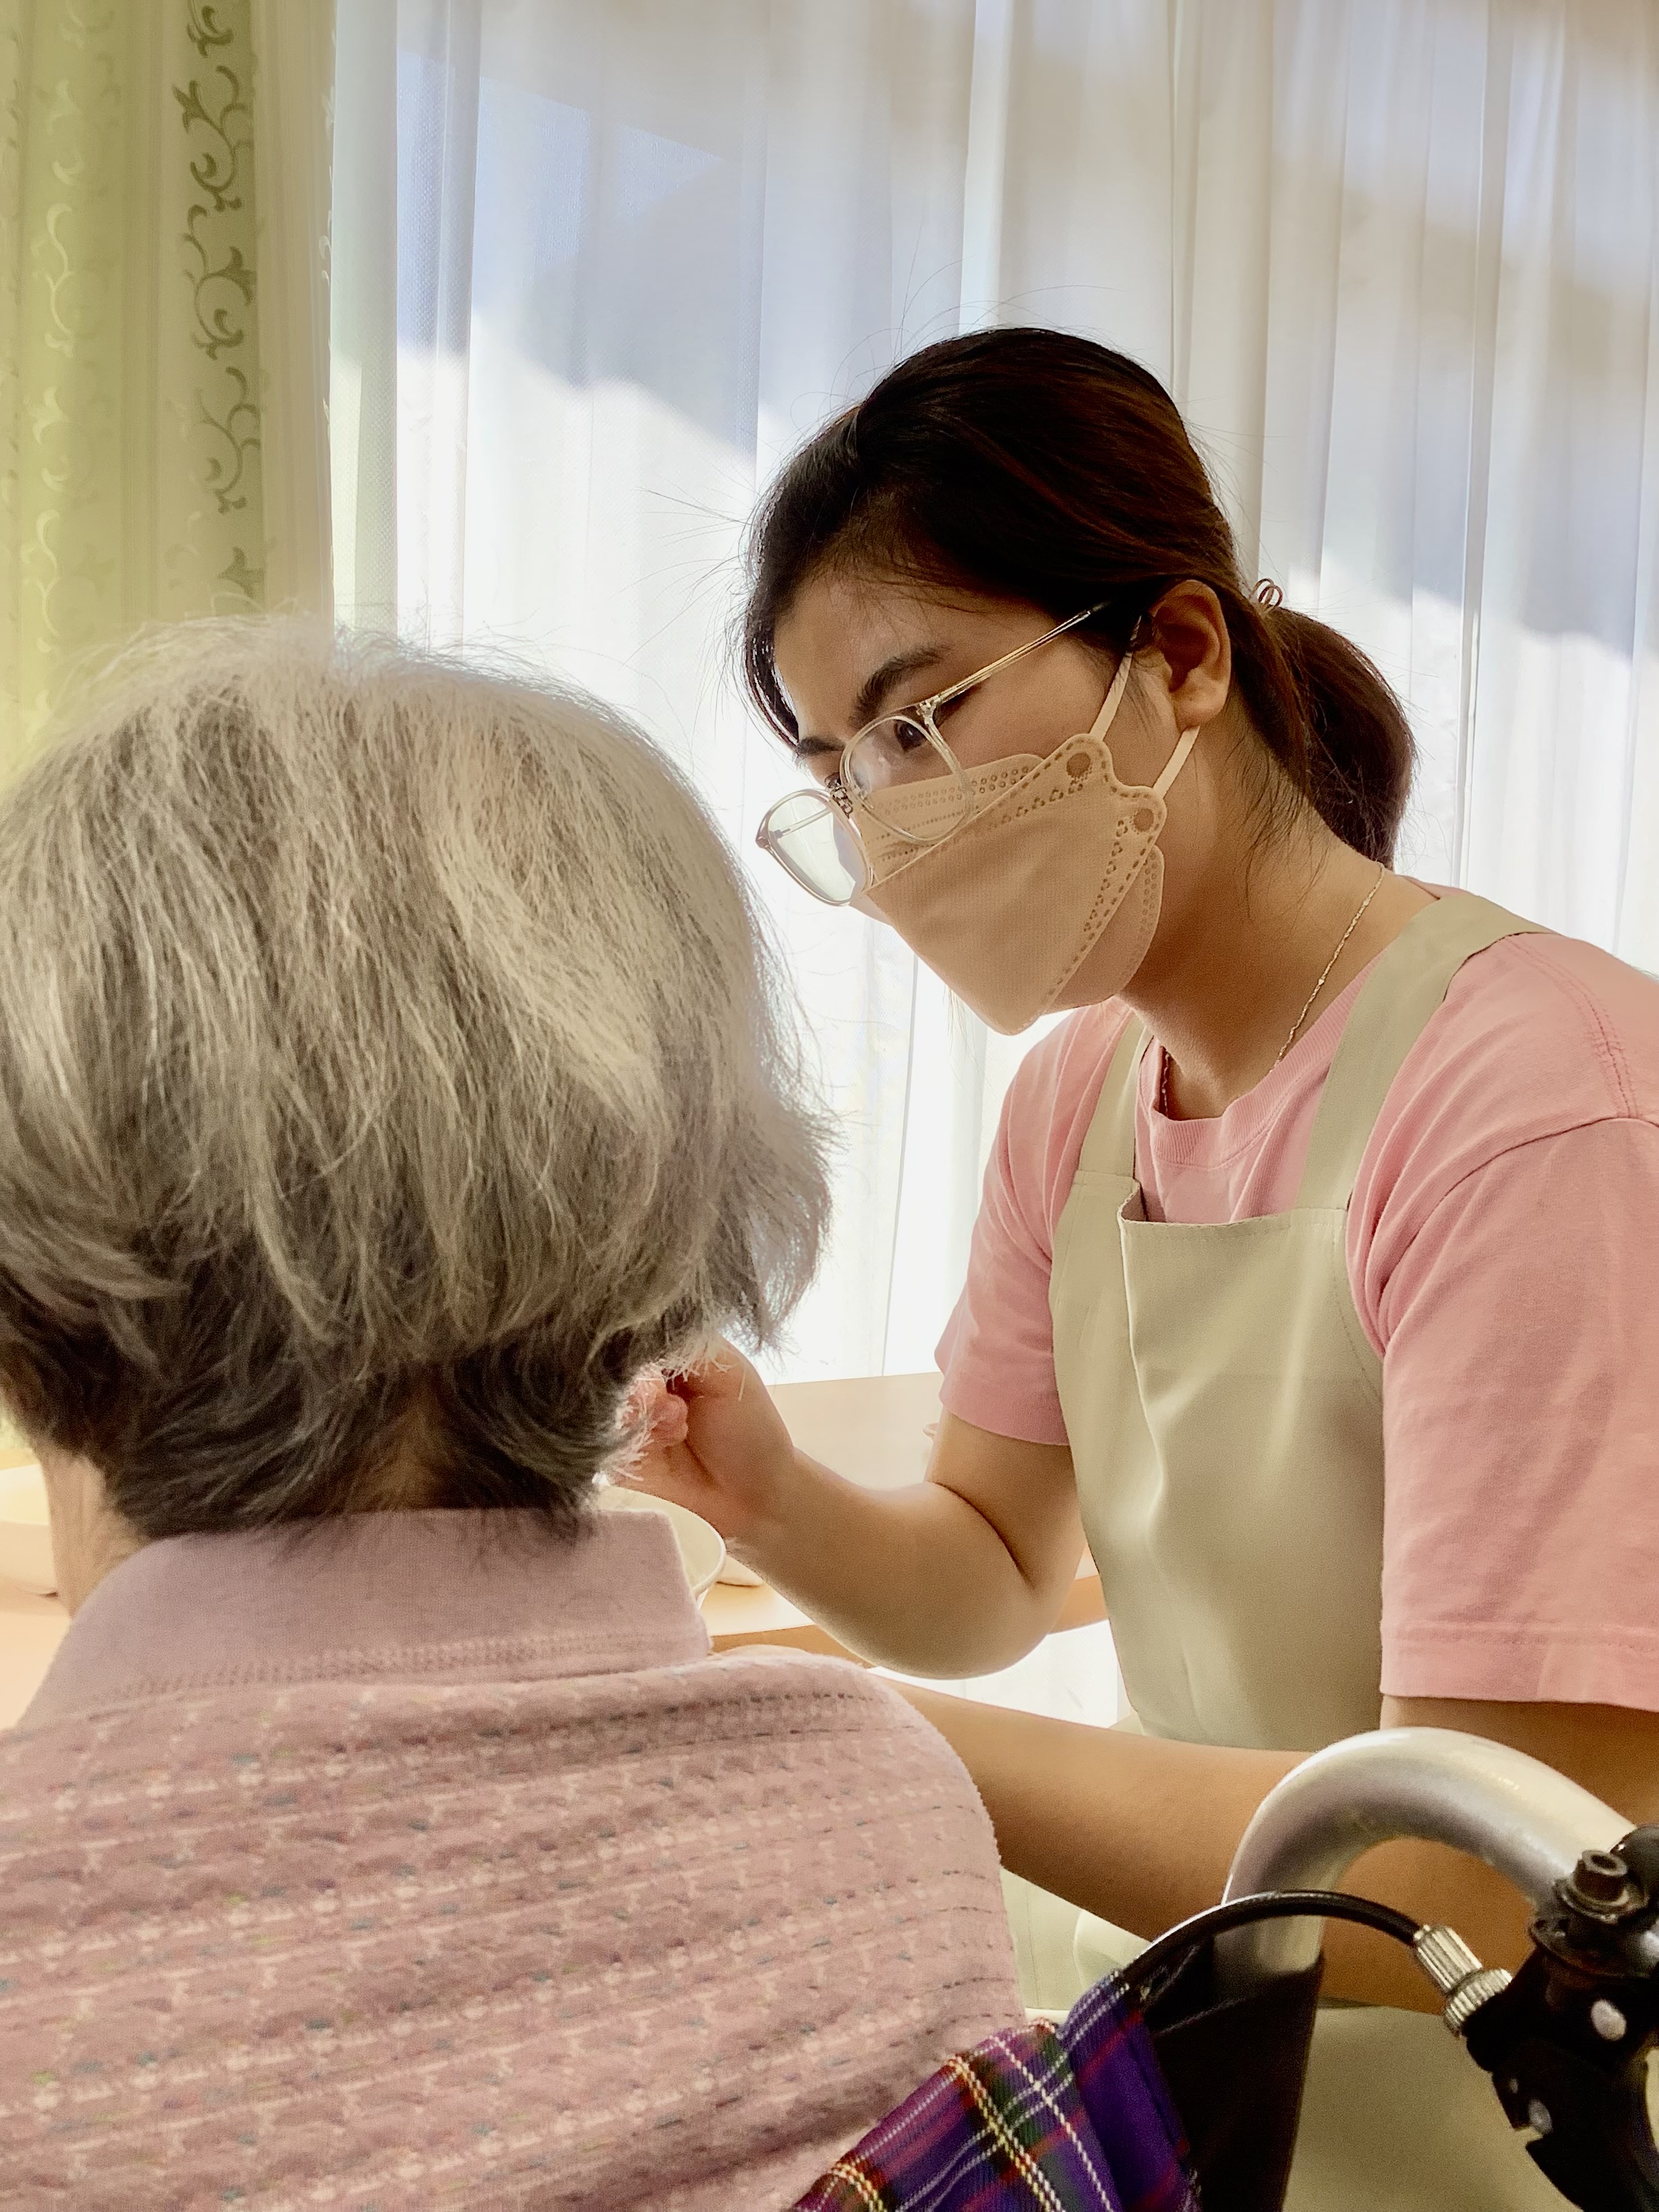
top-left (331, 0), bottom-right (1659, 1385)
top-left (985, 0), bottom-right (1659, 970)
top-left (0, 0), bottom-right (333, 779)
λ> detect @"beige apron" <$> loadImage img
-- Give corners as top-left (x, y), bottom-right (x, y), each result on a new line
top-left (1048, 892), bottom-right (1561, 2210)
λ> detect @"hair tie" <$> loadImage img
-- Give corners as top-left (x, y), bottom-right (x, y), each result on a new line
top-left (1254, 579), bottom-right (1284, 609)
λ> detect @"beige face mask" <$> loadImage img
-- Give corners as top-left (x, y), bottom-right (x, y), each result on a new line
top-left (855, 656), bottom-right (1200, 1034)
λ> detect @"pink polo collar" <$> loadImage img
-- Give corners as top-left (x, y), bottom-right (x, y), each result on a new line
top-left (18, 1507), bottom-right (708, 1731)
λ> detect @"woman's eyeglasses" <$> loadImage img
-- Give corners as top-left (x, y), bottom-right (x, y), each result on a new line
top-left (754, 605), bottom-right (1105, 905)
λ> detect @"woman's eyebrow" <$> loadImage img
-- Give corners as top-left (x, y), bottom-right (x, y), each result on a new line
top-left (852, 645), bottom-right (945, 726)
top-left (794, 645), bottom-right (947, 756)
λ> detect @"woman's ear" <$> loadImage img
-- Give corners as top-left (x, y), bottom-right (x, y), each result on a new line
top-left (1144, 581), bottom-right (1232, 728)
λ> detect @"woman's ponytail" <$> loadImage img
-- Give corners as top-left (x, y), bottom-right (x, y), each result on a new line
top-left (1228, 598), bottom-right (1414, 864)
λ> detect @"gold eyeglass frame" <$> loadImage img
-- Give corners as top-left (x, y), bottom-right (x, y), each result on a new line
top-left (754, 601), bottom-right (1107, 905)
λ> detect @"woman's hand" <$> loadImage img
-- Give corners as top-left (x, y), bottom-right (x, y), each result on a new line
top-left (618, 1358), bottom-right (1084, 1677)
top-left (615, 1339), bottom-right (798, 1548)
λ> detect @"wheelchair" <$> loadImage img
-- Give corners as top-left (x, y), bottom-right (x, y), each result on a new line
top-left (800, 1727), bottom-right (1659, 2212)
top-left (1120, 1727), bottom-right (1659, 2211)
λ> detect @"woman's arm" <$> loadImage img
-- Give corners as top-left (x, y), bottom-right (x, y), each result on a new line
top-left (897, 1684), bottom-right (1659, 2011)
top-left (623, 1343), bottom-right (1084, 1674)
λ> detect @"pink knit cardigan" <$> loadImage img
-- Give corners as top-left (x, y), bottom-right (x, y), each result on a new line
top-left (0, 1508), bottom-right (1022, 2210)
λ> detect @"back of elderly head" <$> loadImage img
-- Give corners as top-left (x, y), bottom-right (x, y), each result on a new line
top-left (0, 620), bottom-right (827, 1545)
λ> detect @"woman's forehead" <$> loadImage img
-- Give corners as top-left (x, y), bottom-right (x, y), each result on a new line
top-left (776, 573), bottom-right (949, 663)
top-left (772, 575), bottom-right (1046, 735)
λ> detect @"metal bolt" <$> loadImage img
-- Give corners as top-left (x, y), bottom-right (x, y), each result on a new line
top-left (1574, 1851), bottom-right (1631, 1904)
top-left (1528, 2099), bottom-right (1554, 2137)
top-left (1591, 1999), bottom-right (1629, 2043)
top-left (1563, 1848), bottom-right (1642, 1921)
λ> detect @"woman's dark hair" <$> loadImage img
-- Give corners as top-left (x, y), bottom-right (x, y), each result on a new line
top-left (742, 329), bottom-right (1412, 863)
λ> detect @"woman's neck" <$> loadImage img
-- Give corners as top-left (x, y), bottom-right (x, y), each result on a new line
top-left (1122, 821), bottom-right (1433, 1122)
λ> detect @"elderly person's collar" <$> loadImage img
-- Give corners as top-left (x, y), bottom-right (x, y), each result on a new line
top-left (16, 1508), bottom-right (706, 1732)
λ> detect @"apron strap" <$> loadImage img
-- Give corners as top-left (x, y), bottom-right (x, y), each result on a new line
top-left (1296, 893), bottom-right (1547, 1211)
top-left (1077, 1015), bottom-right (1147, 1178)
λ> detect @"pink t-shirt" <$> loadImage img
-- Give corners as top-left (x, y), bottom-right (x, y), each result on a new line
top-left (938, 897), bottom-right (1659, 1710)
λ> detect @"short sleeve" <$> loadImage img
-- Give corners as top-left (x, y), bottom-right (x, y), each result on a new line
top-left (935, 1009), bottom-right (1127, 1446)
top-left (1377, 1116), bottom-right (1659, 1709)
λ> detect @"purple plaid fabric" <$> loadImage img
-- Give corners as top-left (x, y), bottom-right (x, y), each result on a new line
top-left (792, 1974), bottom-right (1197, 2212)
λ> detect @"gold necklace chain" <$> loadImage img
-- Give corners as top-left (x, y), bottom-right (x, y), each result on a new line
top-left (1157, 863), bottom-right (1388, 1116)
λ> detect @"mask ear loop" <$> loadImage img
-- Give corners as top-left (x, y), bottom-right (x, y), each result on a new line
top-left (1084, 649), bottom-right (1202, 798)
top-left (1153, 722), bottom-right (1201, 798)
top-left (1086, 651), bottom-right (1136, 742)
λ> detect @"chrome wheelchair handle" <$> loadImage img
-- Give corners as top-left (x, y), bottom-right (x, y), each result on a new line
top-left (1216, 1726), bottom-right (1635, 1990)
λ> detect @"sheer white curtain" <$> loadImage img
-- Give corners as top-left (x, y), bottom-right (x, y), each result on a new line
top-left (331, 0), bottom-right (1659, 1385)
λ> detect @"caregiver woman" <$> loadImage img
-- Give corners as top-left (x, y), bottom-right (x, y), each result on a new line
top-left (632, 329), bottom-right (1659, 2207)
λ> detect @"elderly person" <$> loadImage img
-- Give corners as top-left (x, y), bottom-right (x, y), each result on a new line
top-left (0, 624), bottom-right (1023, 2211)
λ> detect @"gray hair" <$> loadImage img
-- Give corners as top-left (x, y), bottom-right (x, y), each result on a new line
top-left (0, 620), bottom-right (830, 1539)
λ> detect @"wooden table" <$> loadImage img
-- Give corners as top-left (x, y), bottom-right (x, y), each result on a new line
top-left (0, 1380), bottom-right (1102, 1725)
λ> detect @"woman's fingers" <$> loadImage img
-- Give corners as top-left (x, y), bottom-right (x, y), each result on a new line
top-left (664, 1338), bottom-right (754, 1408)
top-left (610, 1340), bottom-right (794, 1544)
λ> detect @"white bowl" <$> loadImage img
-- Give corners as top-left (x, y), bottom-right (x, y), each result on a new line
top-left (0, 1463), bottom-right (57, 1595)
top-left (596, 1486), bottom-right (724, 1601)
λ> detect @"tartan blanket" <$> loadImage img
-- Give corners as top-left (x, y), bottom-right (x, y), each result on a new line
top-left (792, 1974), bottom-right (1198, 2212)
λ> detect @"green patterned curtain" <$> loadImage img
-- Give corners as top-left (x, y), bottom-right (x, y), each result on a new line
top-left (0, 0), bottom-right (333, 777)
top-left (0, 0), bottom-right (331, 1450)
